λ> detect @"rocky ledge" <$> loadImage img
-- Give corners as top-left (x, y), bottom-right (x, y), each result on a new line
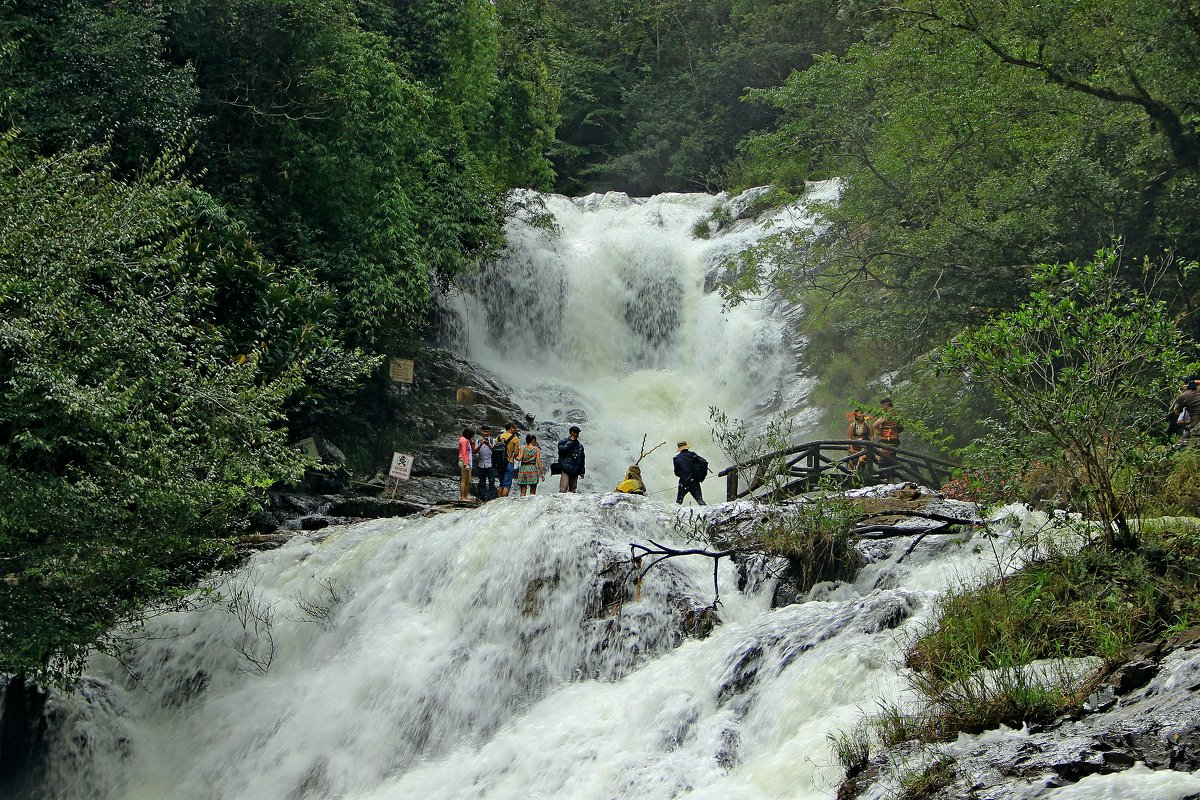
top-left (849, 625), bottom-right (1200, 799)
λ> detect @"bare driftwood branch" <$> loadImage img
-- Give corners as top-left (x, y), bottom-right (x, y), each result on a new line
top-left (630, 539), bottom-right (740, 607)
top-left (853, 519), bottom-right (977, 540)
top-left (635, 434), bottom-right (668, 466)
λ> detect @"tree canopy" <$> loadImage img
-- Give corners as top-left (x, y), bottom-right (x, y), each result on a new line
top-left (0, 0), bottom-right (559, 684)
top-left (725, 0), bottom-right (1200, 424)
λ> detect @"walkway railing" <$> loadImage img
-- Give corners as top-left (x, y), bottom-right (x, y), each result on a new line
top-left (717, 440), bottom-right (957, 501)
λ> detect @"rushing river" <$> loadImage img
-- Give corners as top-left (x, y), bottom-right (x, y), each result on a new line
top-left (33, 493), bottom-right (990, 800)
top-left (25, 189), bottom-right (1200, 800)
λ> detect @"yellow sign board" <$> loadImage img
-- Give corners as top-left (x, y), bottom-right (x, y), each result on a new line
top-left (389, 358), bottom-right (414, 384)
top-left (297, 437), bottom-right (320, 459)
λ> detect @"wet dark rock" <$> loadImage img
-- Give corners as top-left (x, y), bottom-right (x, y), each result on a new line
top-left (1108, 658), bottom-right (1158, 695)
top-left (0, 677), bottom-right (47, 795)
top-left (679, 604), bottom-right (718, 639)
top-left (1083, 684), bottom-right (1117, 713)
top-left (717, 644), bottom-right (764, 705)
top-left (296, 437), bottom-right (351, 494)
top-left (859, 594), bottom-right (913, 634)
top-left (275, 493), bottom-right (326, 515)
top-left (723, 185), bottom-right (775, 221)
top-left (322, 497), bottom-right (429, 519)
top-left (248, 508), bottom-right (282, 533)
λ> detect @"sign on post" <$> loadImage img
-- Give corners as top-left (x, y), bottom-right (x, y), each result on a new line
top-left (387, 452), bottom-right (413, 499)
top-left (389, 358), bottom-right (414, 384)
top-left (388, 452), bottom-right (413, 480)
top-left (297, 437), bottom-right (320, 459)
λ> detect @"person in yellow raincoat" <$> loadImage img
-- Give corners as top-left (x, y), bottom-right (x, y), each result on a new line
top-left (614, 464), bottom-right (647, 495)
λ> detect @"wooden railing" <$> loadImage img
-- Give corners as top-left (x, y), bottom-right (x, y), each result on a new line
top-left (717, 440), bottom-right (957, 501)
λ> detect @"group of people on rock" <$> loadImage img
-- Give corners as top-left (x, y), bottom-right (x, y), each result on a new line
top-left (455, 424), bottom-right (710, 506)
top-left (846, 398), bottom-right (904, 470)
top-left (456, 422), bottom-right (556, 501)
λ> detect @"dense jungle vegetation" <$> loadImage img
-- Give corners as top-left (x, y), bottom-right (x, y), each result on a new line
top-left (2, 0), bottom-right (1199, 690)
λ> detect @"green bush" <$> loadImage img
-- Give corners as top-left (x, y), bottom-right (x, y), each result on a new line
top-left (0, 139), bottom-right (370, 685)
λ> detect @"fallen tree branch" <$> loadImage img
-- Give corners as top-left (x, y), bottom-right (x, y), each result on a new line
top-left (856, 509), bottom-right (981, 525)
top-left (853, 522), bottom-right (963, 539)
top-left (630, 539), bottom-right (740, 607)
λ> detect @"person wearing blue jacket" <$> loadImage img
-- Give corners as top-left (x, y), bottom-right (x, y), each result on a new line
top-left (557, 426), bottom-right (586, 492)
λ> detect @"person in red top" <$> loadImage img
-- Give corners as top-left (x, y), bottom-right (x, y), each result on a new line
top-left (458, 428), bottom-right (475, 502)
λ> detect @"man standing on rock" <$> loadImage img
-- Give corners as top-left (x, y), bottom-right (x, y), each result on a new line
top-left (557, 425), bottom-right (586, 492)
top-left (495, 422), bottom-right (520, 497)
top-left (474, 425), bottom-right (496, 501)
top-left (673, 441), bottom-right (708, 506)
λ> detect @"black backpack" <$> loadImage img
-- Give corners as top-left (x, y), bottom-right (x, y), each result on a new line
top-left (692, 453), bottom-right (709, 482)
top-left (494, 433), bottom-right (511, 467)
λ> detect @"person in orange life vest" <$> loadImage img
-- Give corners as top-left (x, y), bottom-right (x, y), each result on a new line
top-left (847, 410), bottom-right (872, 469)
top-left (873, 397), bottom-right (904, 475)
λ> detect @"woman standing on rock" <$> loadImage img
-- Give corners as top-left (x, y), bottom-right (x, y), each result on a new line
top-left (516, 434), bottom-right (545, 497)
top-left (458, 427), bottom-right (475, 502)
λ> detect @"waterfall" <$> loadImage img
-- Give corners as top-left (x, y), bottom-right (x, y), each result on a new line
top-left (27, 189), bottom-right (1200, 800)
top-left (448, 186), bottom-right (836, 493)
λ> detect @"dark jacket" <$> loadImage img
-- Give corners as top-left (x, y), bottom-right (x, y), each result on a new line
top-left (557, 437), bottom-right (586, 476)
top-left (673, 449), bottom-right (704, 485)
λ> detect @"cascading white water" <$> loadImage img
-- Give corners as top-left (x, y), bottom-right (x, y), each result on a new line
top-left (452, 187), bottom-right (832, 493)
top-left (37, 493), bottom-right (995, 800)
top-left (30, 190), bottom-right (1200, 800)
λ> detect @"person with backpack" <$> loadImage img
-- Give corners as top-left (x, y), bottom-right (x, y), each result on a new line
top-left (673, 441), bottom-right (708, 506)
top-left (473, 425), bottom-right (496, 501)
top-left (556, 425), bottom-right (586, 492)
top-left (494, 422), bottom-right (520, 497)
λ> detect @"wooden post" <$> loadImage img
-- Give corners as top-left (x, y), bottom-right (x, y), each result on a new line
top-left (726, 469), bottom-right (739, 501)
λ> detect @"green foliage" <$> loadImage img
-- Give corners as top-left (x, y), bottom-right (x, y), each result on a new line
top-left (0, 0), bottom-right (563, 687)
top-left (942, 252), bottom-right (1191, 548)
top-left (759, 489), bottom-right (861, 588)
top-left (1147, 446), bottom-right (1200, 517)
top-left (833, 522), bottom-right (1200, 753)
top-left (166, 0), bottom-right (492, 349)
top-left (706, 408), bottom-right (860, 586)
top-left (545, 0), bottom-right (863, 193)
top-left (0, 136), bottom-right (375, 685)
top-left (733, 0), bottom-right (1200, 382)
top-left (0, 0), bottom-right (198, 168)
top-left (904, 537), bottom-right (1193, 732)
top-left (896, 756), bottom-right (955, 800)
top-left (709, 406), bottom-right (796, 501)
